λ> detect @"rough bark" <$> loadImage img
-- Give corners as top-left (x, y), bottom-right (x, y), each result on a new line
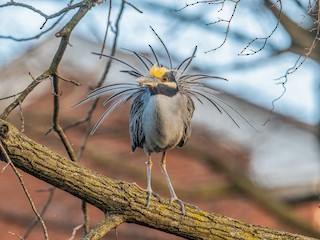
top-left (0, 119), bottom-right (316, 240)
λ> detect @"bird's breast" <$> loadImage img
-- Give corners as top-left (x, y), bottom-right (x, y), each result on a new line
top-left (142, 93), bottom-right (186, 153)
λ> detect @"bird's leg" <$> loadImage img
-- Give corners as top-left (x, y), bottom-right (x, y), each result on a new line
top-left (145, 154), bottom-right (161, 207)
top-left (160, 151), bottom-right (185, 215)
top-left (146, 154), bottom-right (153, 207)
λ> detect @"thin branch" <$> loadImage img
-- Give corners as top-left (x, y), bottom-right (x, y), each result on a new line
top-left (175, 0), bottom-right (240, 53)
top-left (0, 162), bottom-right (9, 173)
top-left (175, 0), bottom-right (224, 12)
top-left (0, 14), bottom-right (65, 42)
top-left (56, 73), bottom-right (81, 86)
top-left (68, 223), bottom-right (85, 240)
top-left (51, 74), bottom-right (78, 162)
top-left (263, 54), bottom-right (306, 125)
top-left (0, 72), bottom-right (50, 120)
top-left (263, 0), bottom-right (319, 124)
top-left (239, 0), bottom-right (282, 56)
top-left (0, 90), bottom-right (25, 101)
top-left (67, 0), bottom-right (126, 158)
top-left (0, 1), bottom-right (83, 19)
top-left (0, 1), bottom-right (96, 120)
top-left (123, 0), bottom-right (143, 13)
top-left (23, 187), bottom-right (55, 239)
top-left (9, 232), bottom-right (24, 240)
top-left (205, 0), bottom-right (240, 53)
top-left (100, 0), bottom-right (112, 56)
top-left (18, 99), bottom-right (25, 133)
top-left (0, 1), bottom-right (82, 41)
top-left (82, 200), bottom-right (90, 236)
top-left (0, 139), bottom-right (49, 240)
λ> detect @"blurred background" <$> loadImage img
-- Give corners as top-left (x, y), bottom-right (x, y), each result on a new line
top-left (0, 0), bottom-right (319, 239)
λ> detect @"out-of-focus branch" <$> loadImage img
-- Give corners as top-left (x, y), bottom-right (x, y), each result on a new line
top-left (0, 1), bottom-right (83, 41)
top-left (0, 0), bottom-right (100, 120)
top-left (0, 72), bottom-right (50, 120)
top-left (239, 0), bottom-right (282, 56)
top-left (65, 0), bottom-right (126, 158)
top-left (185, 143), bottom-right (320, 238)
top-left (0, 119), bottom-right (317, 240)
top-left (266, 0), bottom-right (320, 62)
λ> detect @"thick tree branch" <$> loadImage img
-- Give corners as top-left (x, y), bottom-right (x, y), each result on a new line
top-left (0, 119), bottom-right (316, 240)
top-left (186, 145), bottom-right (320, 238)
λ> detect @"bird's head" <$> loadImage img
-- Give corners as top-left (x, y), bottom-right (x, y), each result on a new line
top-left (136, 64), bottom-right (177, 93)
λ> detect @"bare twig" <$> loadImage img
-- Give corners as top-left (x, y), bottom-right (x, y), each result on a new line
top-left (263, 0), bottom-right (319, 124)
top-left (68, 223), bottom-right (85, 240)
top-left (0, 1), bottom-right (80, 41)
top-left (0, 91), bottom-right (25, 101)
top-left (175, 0), bottom-right (224, 12)
top-left (0, 140), bottom-right (49, 240)
top-left (123, 0), bottom-right (143, 13)
top-left (0, 15), bottom-right (64, 42)
top-left (205, 0), bottom-right (240, 53)
top-left (1, 1), bottom-right (97, 120)
top-left (51, 74), bottom-right (78, 162)
top-left (0, 162), bottom-right (9, 173)
top-left (66, 0), bottom-right (126, 158)
top-left (56, 73), bottom-right (81, 86)
top-left (9, 232), bottom-right (24, 240)
top-left (175, 0), bottom-right (240, 53)
top-left (18, 99), bottom-right (25, 133)
top-left (239, 0), bottom-right (282, 56)
top-left (82, 200), bottom-right (90, 235)
top-left (23, 187), bottom-right (55, 239)
top-left (100, 0), bottom-right (112, 56)
top-left (0, 1), bottom-right (82, 19)
top-left (0, 72), bottom-right (50, 120)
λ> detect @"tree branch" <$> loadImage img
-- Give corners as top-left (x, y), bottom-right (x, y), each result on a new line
top-left (0, 119), bottom-right (316, 240)
top-left (0, 1), bottom-right (96, 120)
top-left (0, 131), bottom-right (49, 239)
top-left (186, 144), bottom-right (320, 238)
top-left (82, 213), bottom-right (124, 240)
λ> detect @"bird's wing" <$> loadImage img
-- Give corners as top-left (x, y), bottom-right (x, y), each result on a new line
top-left (129, 93), bottom-right (145, 151)
top-left (178, 96), bottom-right (195, 147)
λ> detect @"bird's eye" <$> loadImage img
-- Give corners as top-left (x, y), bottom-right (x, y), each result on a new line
top-left (162, 77), bottom-right (168, 82)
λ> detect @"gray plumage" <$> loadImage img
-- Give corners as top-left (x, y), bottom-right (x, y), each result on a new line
top-left (76, 44), bottom-right (253, 214)
top-left (130, 85), bottom-right (194, 153)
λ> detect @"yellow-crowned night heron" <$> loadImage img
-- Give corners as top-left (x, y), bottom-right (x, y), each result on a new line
top-left (76, 37), bottom-right (250, 214)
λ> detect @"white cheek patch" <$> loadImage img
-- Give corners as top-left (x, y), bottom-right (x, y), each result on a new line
top-left (162, 81), bottom-right (177, 88)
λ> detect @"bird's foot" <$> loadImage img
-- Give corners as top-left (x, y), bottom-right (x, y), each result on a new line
top-left (132, 182), bottom-right (162, 206)
top-left (184, 202), bottom-right (200, 211)
top-left (170, 197), bottom-right (186, 215)
top-left (146, 190), bottom-right (162, 207)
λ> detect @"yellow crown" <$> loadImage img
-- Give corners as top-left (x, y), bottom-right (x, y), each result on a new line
top-left (149, 64), bottom-right (169, 78)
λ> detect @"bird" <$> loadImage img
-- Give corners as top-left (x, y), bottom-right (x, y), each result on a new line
top-left (76, 30), bottom-right (253, 214)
